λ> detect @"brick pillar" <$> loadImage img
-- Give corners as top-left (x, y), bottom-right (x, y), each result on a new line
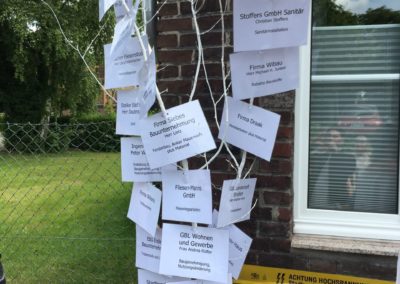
top-left (156, 0), bottom-right (295, 266)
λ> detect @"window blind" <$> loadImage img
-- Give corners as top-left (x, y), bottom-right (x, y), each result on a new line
top-left (308, 25), bottom-right (400, 214)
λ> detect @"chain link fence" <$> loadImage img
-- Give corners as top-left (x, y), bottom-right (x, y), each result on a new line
top-left (0, 121), bottom-right (136, 283)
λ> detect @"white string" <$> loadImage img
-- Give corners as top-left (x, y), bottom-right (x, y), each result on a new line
top-left (83, 18), bottom-right (110, 58)
top-left (200, 19), bottom-right (222, 35)
top-left (189, 0), bottom-right (203, 102)
top-left (141, 0), bottom-right (147, 34)
top-left (243, 158), bottom-right (257, 179)
top-left (139, 0), bottom-right (168, 29)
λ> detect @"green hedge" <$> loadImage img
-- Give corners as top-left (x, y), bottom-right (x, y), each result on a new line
top-left (2, 114), bottom-right (120, 153)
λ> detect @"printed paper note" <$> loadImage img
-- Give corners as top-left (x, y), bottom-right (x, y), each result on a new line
top-left (159, 224), bottom-right (229, 283)
top-left (230, 48), bottom-right (299, 100)
top-left (227, 225), bottom-right (252, 279)
top-left (140, 100), bottom-right (216, 169)
top-left (162, 169), bottom-right (212, 224)
top-left (104, 35), bottom-right (148, 90)
top-left (217, 179), bottom-right (257, 227)
top-left (233, 0), bottom-right (310, 52)
top-left (116, 89), bottom-right (142, 135)
top-left (121, 137), bottom-right (175, 182)
top-left (136, 225), bottom-right (162, 273)
top-left (219, 97), bottom-right (280, 161)
top-left (127, 183), bottom-right (161, 236)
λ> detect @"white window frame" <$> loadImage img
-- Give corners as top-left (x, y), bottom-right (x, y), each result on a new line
top-left (293, 8), bottom-right (400, 241)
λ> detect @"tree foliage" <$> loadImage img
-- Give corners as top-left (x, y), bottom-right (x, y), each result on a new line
top-left (313, 0), bottom-right (400, 26)
top-left (359, 6), bottom-right (400, 25)
top-left (313, 0), bottom-right (358, 26)
top-left (0, 0), bottom-right (114, 122)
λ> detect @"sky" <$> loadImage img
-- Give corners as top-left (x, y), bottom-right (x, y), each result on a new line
top-left (335, 0), bottom-right (400, 14)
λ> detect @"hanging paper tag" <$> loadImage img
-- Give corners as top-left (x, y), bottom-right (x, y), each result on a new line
top-left (127, 183), bottom-right (161, 237)
top-left (219, 97), bottom-right (280, 161)
top-left (120, 137), bottom-right (175, 182)
top-left (233, 0), bottom-right (310, 52)
top-left (159, 224), bottom-right (230, 283)
top-left (140, 100), bottom-right (216, 169)
top-left (230, 48), bottom-right (299, 100)
top-left (136, 225), bottom-right (162, 273)
top-left (217, 178), bottom-right (257, 228)
top-left (162, 169), bottom-right (213, 224)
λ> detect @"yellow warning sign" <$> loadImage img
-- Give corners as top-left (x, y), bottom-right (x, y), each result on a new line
top-left (234, 265), bottom-right (394, 284)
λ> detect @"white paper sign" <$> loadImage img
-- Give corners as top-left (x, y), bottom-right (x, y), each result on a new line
top-left (159, 224), bottom-right (230, 283)
top-left (136, 225), bottom-right (162, 273)
top-left (233, 0), bottom-right (310, 52)
top-left (99, 0), bottom-right (118, 21)
top-left (219, 97), bottom-right (280, 161)
top-left (110, 1), bottom-right (140, 55)
top-left (227, 225), bottom-right (252, 279)
top-left (138, 269), bottom-right (186, 284)
top-left (116, 90), bottom-right (142, 135)
top-left (127, 183), bottom-right (161, 236)
top-left (230, 48), bottom-right (299, 100)
top-left (114, 0), bottom-right (133, 22)
top-left (217, 179), bottom-right (257, 228)
top-left (121, 137), bottom-right (174, 182)
top-left (210, 211), bottom-right (252, 280)
top-left (104, 35), bottom-right (148, 90)
top-left (162, 169), bottom-right (212, 224)
top-left (140, 100), bottom-right (216, 169)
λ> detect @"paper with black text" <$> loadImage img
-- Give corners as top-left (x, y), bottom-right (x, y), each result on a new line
top-left (159, 224), bottom-right (229, 283)
top-left (162, 169), bottom-right (212, 224)
top-left (104, 35), bottom-right (148, 90)
top-left (140, 100), bottom-right (216, 169)
top-left (121, 137), bottom-right (175, 182)
top-left (219, 97), bottom-right (280, 161)
top-left (233, 0), bottom-right (310, 52)
top-left (227, 224), bottom-right (252, 279)
top-left (217, 178), bottom-right (257, 228)
top-left (230, 48), bottom-right (299, 100)
top-left (116, 89), bottom-right (142, 135)
top-left (209, 211), bottom-right (252, 280)
top-left (138, 269), bottom-right (187, 284)
top-left (127, 183), bottom-right (161, 236)
top-left (136, 225), bottom-right (162, 273)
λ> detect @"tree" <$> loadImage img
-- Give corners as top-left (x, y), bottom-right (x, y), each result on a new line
top-left (0, 0), bottom-right (114, 123)
top-left (312, 0), bottom-right (358, 26)
top-left (358, 6), bottom-right (400, 25)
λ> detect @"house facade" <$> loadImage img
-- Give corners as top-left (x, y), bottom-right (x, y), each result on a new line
top-left (155, 0), bottom-right (400, 281)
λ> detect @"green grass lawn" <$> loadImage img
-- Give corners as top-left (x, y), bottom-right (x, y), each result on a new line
top-left (0, 151), bottom-right (136, 283)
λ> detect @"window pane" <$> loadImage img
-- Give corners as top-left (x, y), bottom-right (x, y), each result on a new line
top-left (308, 1), bottom-right (400, 214)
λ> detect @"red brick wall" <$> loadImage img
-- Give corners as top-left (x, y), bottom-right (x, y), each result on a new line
top-left (155, 0), bottom-right (397, 280)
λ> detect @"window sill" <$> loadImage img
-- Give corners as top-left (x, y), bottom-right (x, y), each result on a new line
top-left (292, 234), bottom-right (400, 256)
